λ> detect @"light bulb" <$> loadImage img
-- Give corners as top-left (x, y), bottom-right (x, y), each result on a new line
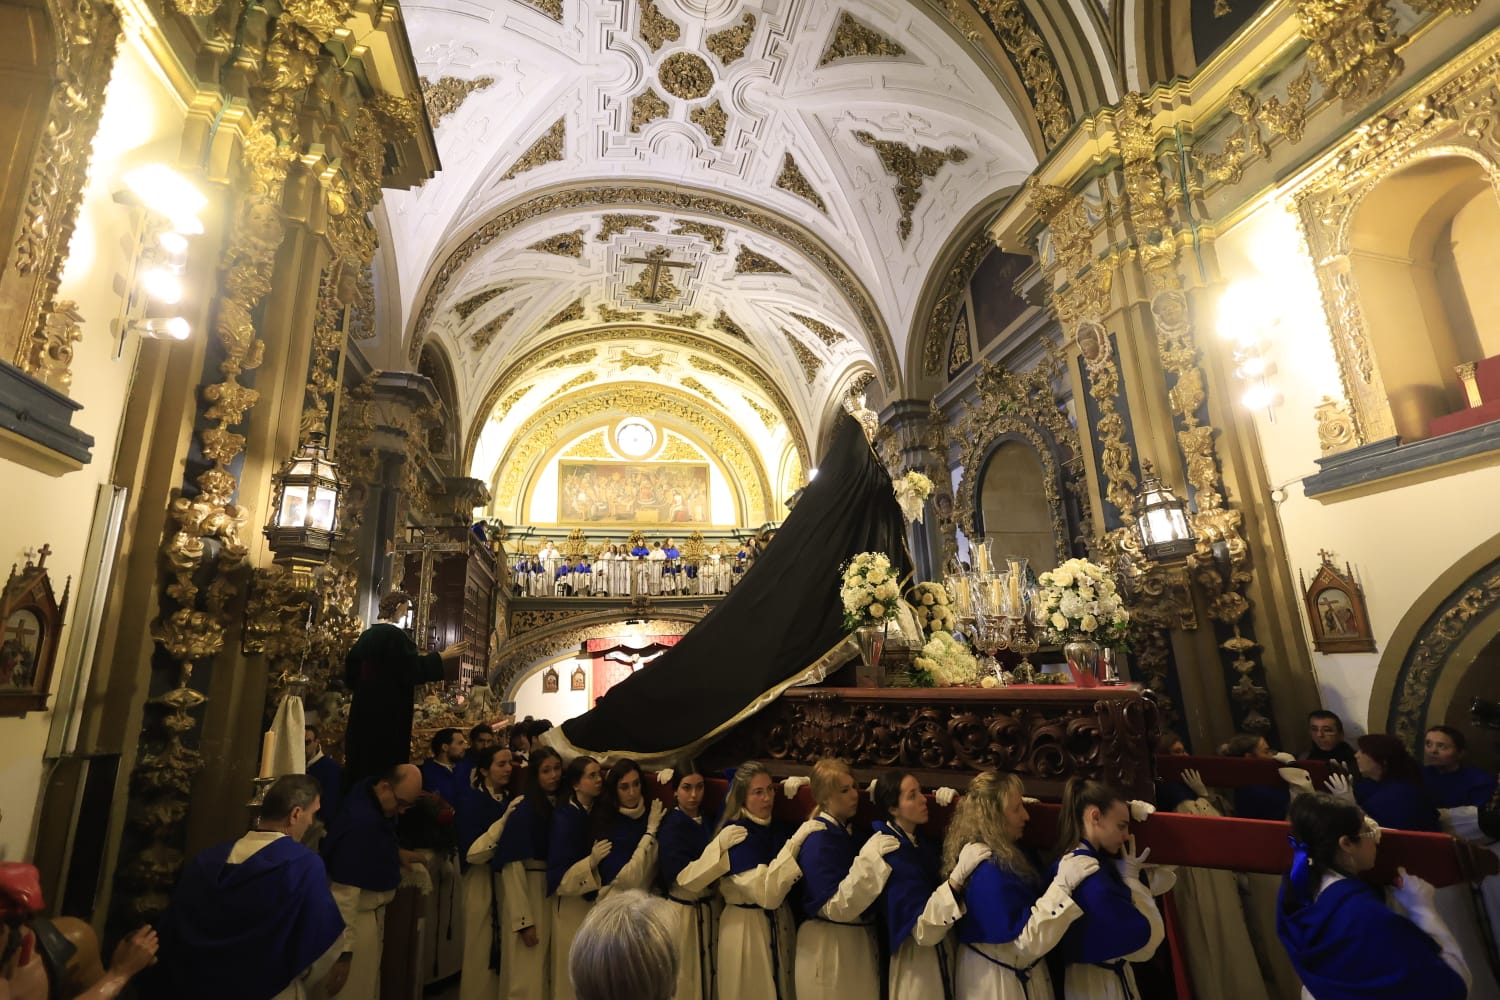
top-left (122, 164), bottom-right (206, 222)
top-left (1236, 356), bottom-right (1269, 378)
top-left (807, 468), bottom-right (819, 480)
top-left (1241, 384), bottom-right (1276, 410)
top-left (157, 230), bottom-right (189, 255)
top-left (141, 266), bottom-right (183, 304)
top-left (136, 317), bottom-right (191, 340)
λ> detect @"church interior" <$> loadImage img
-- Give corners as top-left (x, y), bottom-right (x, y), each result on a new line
top-left (4, 0), bottom-right (1500, 995)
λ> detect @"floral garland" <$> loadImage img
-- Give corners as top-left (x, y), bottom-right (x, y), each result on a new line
top-left (840, 551), bottom-right (898, 630)
top-left (1035, 557), bottom-right (1130, 643)
top-left (908, 581), bottom-right (955, 635)
top-left (913, 630), bottom-right (979, 686)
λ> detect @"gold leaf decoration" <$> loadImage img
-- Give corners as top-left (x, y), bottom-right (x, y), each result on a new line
top-left (689, 355), bottom-right (739, 380)
top-left (690, 101), bottom-right (729, 146)
top-left (793, 313), bottom-right (848, 347)
top-left (734, 247), bottom-right (788, 274)
top-left (638, 0), bottom-right (681, 52)
top-left (455, 286), bottom-right (508, 320)
top-left (615, 350), bottom-right (668, 373)
top-left (775, 153), bottom-right (827, 213)
top-left (420, 75), bottom-right (496, 129)
top-left (543, 298), bottom-right (586, 330)
top-left (659, 52), bottom-right (715, 100)
top-left (471, 308), bottom-right (516, 351)
top-left (498, 386), bottom-right (532, 417)
top-left (819, 11), bottom-right (907, 66)
top-left (947, 308), bottom-right (972, 376)
top-left (1193, 67), bottom-right (1313, 185)
top-left (671, 220), bottom-right (726, 252)
top-left (706, 12), bottom-right (756, 66)
top-left (1294, 0), bottom-right (1405, 107)
top-left (548, 371), bottom-right (599, 400)
top-left (501, 118), bottom-right (566, 180)
top-left (541, 348), bottom-right (599, 370)
top-left (652, 311), bottom-right (703, 329)
top-left (597, 214), bottom-right (660, 242)
top-left (528, 230), bottom-right (586, 257)
top-left (743, 394), bottom-right (778, 429)
top-left (970, 0), bottom-right (1073, 147)
top-left (713, 311), bottom-right (752, 344)
top-left (632, 88), bottom-right (671, 132)
top-left (853, 131), bottom-right (968, 241)
top-left (598, 304), bottom-right (644, 322)
top-left (680, 376), bottom-right (722, 406)
top-left (786, 333), bottom-right (824, 384)
top-left (519, 0), bottom-right (563, 20)
top-left (565, 430), bottom-right (612, 459)
top-left (657, 435), bottom-right (704, 461)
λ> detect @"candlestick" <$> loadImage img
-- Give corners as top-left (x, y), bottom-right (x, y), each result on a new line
top-left (1006, 561), bottom-right (1022, 612)
top-left (258, 730), bottom-right (276, 779)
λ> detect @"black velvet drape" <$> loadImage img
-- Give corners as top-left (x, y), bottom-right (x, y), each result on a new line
top-left (559, 411), bottom-right (910, 756)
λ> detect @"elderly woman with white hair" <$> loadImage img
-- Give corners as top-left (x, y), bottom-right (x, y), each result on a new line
top-left (568, 889), bottom-right (679, 1000)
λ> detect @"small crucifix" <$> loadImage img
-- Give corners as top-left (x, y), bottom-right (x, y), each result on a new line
top-left (622, 246), bottom-right (692, 304)
top-left (1317, 548), bottom-right (1335, 565)
top-left (4, 614), bottom-right (38, 649)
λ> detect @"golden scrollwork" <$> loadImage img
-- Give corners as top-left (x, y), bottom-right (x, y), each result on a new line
top-left (498, 385), bottom-right (532, 417)
top-left (713, 311), bottom-right (752, 344)
top-left (541, 348), bottom-right (599, 370)
top-left (519, 0), bottom-right (563, 20)
top-left (454, 286), bottom-right (508, 320)
top-left (1314, 395), bottom-right (1359, 455)
top-left (637, 0), bottom-right (681, 52)
top-left (819, 11), bottom-right (907, 66)
top-left (948, 310), bottom-right (972, 377)
top-left (598, 214), bottom-right (660, 243)
top-left (688, 355), bottom-right (740, 381)
top-left (785, 333), bottom-right (823, 384)
top-left (853, 132), bottom-right (968, 241)
top-left (690, 101), bottom-right (729, 146)
top-left (734, 247), bottom-right (788, 274)
top-left (420, 75), bottom-right (495, 129)
top-left (1194, 67), bottom-right (1314, 184)
top-left (671, 220), bottom-right (726, 252)
top-left (922, 230), bottom-right (990, 377)
top-left (971, 0), bottom-right (1074, 147)
top-left (659, 52), bottom-right (715, 100)
top-left (19, 299), bottom-right (83, 391)
top-left (615, 350), bottom-right (667, 373)
top-left (471, 309), bottom-right (516, 351)
top-left (529, 230), bottom-right (586, 257)
top-left (707, 13), bottom-right (757, 66)
top-left (564, 430), bottom-right (612, 459)
top-left (743, 395), bottom-right (778, 429)
top-left (652, 311), bottom-right (703, 329)
top-left (1392, 566), bottom-right (1500, 747)
top-left (793, 313), bottom-right (848, 348)
top-left (501, 117), bottom-right (566, 180)
top-left (598, 304), bottom-right (644, 322)
top-left (680, 376), bottom-right (722, 407)
top-left (658, 434), bottom-right (705, 461)
top-left (1294, 0), bottom-right (1406, 108)
top-left (543, 298), bottom-right (587, 330)
top-left (775, 153), bottom-right (827, 213)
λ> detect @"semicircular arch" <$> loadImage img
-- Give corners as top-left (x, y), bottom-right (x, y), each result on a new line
top-left (493, 611), bottom-right (707, 697)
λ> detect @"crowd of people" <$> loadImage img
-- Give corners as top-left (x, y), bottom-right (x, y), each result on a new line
top-left (509, 534), bottom-right (773, 598)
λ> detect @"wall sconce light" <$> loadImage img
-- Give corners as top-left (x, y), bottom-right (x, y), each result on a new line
top-left (1135, 460), bottom-right (1197, 564)
top-left (1217, 279), bottom-right (1282, 419)
top-left (113, 163), bottom-right (204, 355)
top-left (263, 433), bottom-right (346, 584)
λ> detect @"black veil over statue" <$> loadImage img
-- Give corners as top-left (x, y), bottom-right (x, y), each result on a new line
top-left (548, 411), bottom-right (910, 763)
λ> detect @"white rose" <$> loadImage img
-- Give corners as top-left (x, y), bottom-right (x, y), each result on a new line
top-left (1081, 614), bottom-right (1100, 632)
top-left (922, 592), bottom-right (936, 606)
top-left (1051, 568), bottom-right (1074, 588)
top-left (1051, 612), bottom-right (1068, 631)
top-left (867, 567), bottom-right (886, 584)
top-left (869, 602), bottom-right (886, 618)
top-left (980, 675), bottom-right (998, 688)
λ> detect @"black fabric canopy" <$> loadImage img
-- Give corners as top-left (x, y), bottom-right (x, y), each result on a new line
top-left (555, 411), bottom-right (910, 759)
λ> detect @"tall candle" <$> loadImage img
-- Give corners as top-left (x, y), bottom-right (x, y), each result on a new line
top-left (1007, 561), bottom-right (1023, 613)
top-left (974, 543), bottom-right (992, 576)
top-left (258, 730), bottom-right (276, 779)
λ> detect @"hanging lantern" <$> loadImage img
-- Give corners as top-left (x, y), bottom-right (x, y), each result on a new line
top-left (1135, 460), bottom-right (1196, 564)
top-left (264, 433), bottom-right (344, 576)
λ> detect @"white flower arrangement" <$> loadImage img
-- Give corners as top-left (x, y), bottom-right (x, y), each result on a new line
top-left (1035, 557), bottom-right (1130, 642)
top-left (892, 470), bottom-right (935, 524)
top-left (913, 630), bottom-right (980, 687)
top-left (907, 581), bottom-right (956, 635)
top-left (841, 551), bottom-right (896, 630)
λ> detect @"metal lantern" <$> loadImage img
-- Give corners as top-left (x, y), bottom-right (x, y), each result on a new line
top-left (1135, 460), bottom-right (1196, 564)
top-left (264, 434), bottom-right (343, 573)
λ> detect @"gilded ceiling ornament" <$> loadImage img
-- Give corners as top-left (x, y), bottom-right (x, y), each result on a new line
top-left (1294, 0), bottom-right (1406, 107)
top-left (689, 355), bottom-right (740, 381)
top-left (690, 100), bottom-right (730, 146)
top-left (631, 88), bottom-right (671, 132)
top-left (518, 0), bottom-right (563, 20)
top-left (541, 348), bottom-right (600, 370)
top-left (671, 220), bottom-right (726, 252)
top-left (543, 298), bottom-right (587, 330)
top-left (786, 332), bottom-right (823, 384)
top-left (734, 247), bottom-right (788, 274)
top-left (623, 246), bottom-right (693, 303)
top-left (637, 0), bottom-right (682, 52)
top-left (528, 230), bottom-right (586, 257)
top-left (20, 299), bottom-right (82, 391)
top-left (412, 183), bottom-right (897, 389)
top-left (819, 10), bottom-right (908, 66)
top-left (792, 313), bottom-right (849, 348)
top-left (565, 430), bottom-right (613, 459)
top-left (743, 394), bottom-right (778, 428)
top-left (616, 349), bottom-right (668, 373)
top-left (1194, 67), bottom-right (1314, 184)
top-left (659, 52), bottom-right (715, 100)
top-left (598, 304), bottom-right (644, 322)
top-left (706, 12), bottom-right (757, 66)
top-left (470, 308), bottom-right (516, 351)
top-left (501, 117), bottom-right (567, 180)
top-left (549, 371), bottom-right (599, 400)
top-left (774, 153), bottom-right (828, 213)
top-left (969, 0), bottom-right (1074, 147)
top-left (922, 229), bottom-right (990, 377)
top-left (454, 286), bottom-right (509, 320)
top-left (498, 385), bottom-right (532, 416)
top-left (680, 376), bottom-right (723, 406)
top-left (419, 75), bottom-right (495, 129)
top-left (597, 213), bottom-right (661, 242)
top-left (713, 311), bottom-right (752, 344)
top-left (652, 311), bottom-right (704, 329)
top-left (852, 131), bottom-right (969, 241)
top-left (947, 308), bottom-right (972, 377)
top-left (657, 434), bottom-right (705, 461)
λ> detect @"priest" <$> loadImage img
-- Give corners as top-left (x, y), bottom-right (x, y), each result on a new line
top-left (153, 774), bottom-right (345, 999)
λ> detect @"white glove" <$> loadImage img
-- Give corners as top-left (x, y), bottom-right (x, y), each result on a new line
top-left (589, 840), bottom-right (613, 867)
top-left (1181, 769), bottom-right (1209, 798)
top-left (1054, 852), bottom-right (1100, 893)
top-left (1279, 767), bottom-right (1315, 794)
top-left (1115, 834), bottom-right (1149, 882)
top-left (1324, 772), bottom-right (1355, 802)
top-left (1146, 865), bottom-right (1178, 897)
top-left (1021, 796), bottom-right (1040, 805)
top-left (935, 786), bottom-right (957, 807)
top-left (647, 799), bottom-right (666, 835)
top-left (866, 778), bottom-right (879, 798)
top-left (503, 794), bottom-right (525, 820)
top-left (655, 768), bottom-right (674, 785)
top-left (949, 842), bottom-right (992, 887)
top-left (781, 776), bottom-right (810, 799)
top-left (1272, 751), bottom-right (1297, 764)
top-left (859, 833), bottom-right (900, 863)
top-left (1128, 800), bottom-right (1156, 822)
top-left (715, 824), bottom-right (749, 850)
top-left (1392, 867), bottom-right (1437, 916)
top-left (786, 818), bottom-right (824, 853)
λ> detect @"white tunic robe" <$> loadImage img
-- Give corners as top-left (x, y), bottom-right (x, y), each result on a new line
top-left (498, 860), bottom-right (551, 1000)
top-left (888, 881), bottom-right (963, 1000)
top-left (956, 878), bottom-right (1080, 1000)
top-left (1059, 874), bottom-right (1163, 1000)
top-left (793, 814), bottom-right (891, 1000)
top-left (667, 820), bottom-right (734, 1000)
top-left (459, 795), bottom-right (513, 1000)
top-left (550, 852), bottom-right (601, 1000)
top-left (717, 818), bottom-right (803, 1000)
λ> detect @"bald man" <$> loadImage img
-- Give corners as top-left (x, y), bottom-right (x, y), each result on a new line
top-left (321, 763), bottom-right (424, 998)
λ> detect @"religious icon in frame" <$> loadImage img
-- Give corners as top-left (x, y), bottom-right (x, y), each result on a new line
top-left (2, 545), bottom-right (70, 717)
top-left (542, 666), bottom-right (560, 693)
top-left (571, 665), bottom-right (587, 691)
top-left (1299, 551), bottom-right (1376, 654)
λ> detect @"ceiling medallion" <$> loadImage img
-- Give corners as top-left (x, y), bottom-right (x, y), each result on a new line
top-left (623, 246), bottom-right (694, 304)
top-left (659, 52), bottom-right (716, 101)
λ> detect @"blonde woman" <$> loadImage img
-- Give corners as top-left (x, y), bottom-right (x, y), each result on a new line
top-left (947, 771), bottom-right (1096, 1000)
top-left (793, 759), bottom-right (897, 1000)
top-left (714, 762), bottom-right (822, 1000)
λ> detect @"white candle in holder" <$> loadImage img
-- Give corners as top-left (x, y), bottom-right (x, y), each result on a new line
top-left (258, 730), bottom-right (276, 779)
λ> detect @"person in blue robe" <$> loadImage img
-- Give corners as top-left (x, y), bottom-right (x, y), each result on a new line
top-left (421, 727), bottom-right (468, 807)
top-left (1423, 724), bottom-right (1497, 809)
top-left (492, 746), bottom-right (563, 1000)
top-left (657, 765), bottom-right (727, 1000)
top-left (593, 759), bottom-right (664, 895)
top-left (1277, 791), bottom-right (1470, 999)
top-left (1222, 733), bottom-right (1293, 820)
top-left (454, 723), bottom-right (495, 794)
top-left (548, 756), bottom-right (608, 1000)
top-left (304, 724), bottom-right (342, 824)
top-left (154, 774), bottom-right (344, 1000)
top-left (1350, 734), bottom-right (1441, 831)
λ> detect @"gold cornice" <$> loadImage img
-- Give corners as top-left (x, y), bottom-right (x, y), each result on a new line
top-left (406, 180), bottom-right (899, 391)
top-left (462, 324), bottom-right (810, 477)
